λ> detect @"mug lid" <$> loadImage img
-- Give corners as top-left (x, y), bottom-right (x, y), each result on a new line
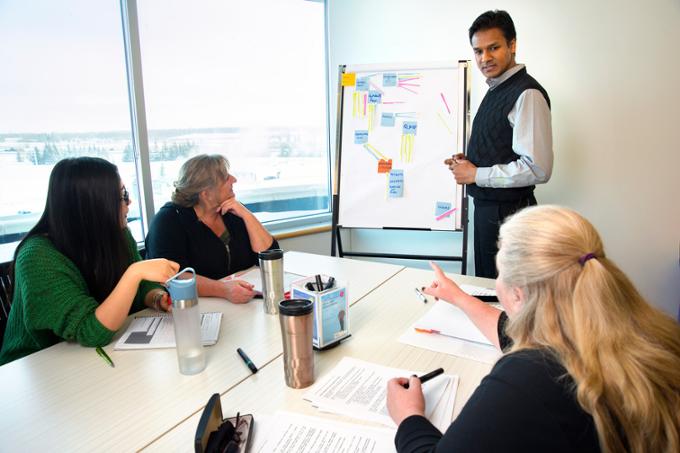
top-left (258, 249), bottom-right (283, 260)
top-left (279, 299), bottom-right (313, 316)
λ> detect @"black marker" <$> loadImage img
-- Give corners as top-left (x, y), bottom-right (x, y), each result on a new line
top-left (314, 274), bottom-right (324, 292)
top-left (325, 277), bottom-right (335, 291)
top-left (402, 367), bottom-right (444, 389)
top-left (237, 347), bottom-right (258, 374)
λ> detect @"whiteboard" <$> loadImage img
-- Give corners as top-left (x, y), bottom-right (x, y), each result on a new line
top-left (336, 61), bottom-right (469, 231)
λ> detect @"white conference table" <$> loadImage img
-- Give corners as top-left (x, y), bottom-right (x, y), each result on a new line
top-left (145, 267), bottom-right (497, 452)
top-left (0, 252), bottom-right (403, 452)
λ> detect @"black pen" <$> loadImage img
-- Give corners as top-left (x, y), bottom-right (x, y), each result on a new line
top-left (314, 274), bottom-right (324, 292)
top-left (324, 276), bottom-right (335, 291)
top-left (402, 367), bottom-right (444, 389)
top-left (237, 347), bottom-right (258, 374)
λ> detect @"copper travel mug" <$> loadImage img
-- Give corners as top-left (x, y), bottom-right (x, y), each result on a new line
top-left (278, 299), bottom-right (315, 389)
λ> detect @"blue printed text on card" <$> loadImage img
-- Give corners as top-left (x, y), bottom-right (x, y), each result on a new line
top-left (383, 73), bottom-right (397, 87)
top-left (368, 90), bottom-right (382, 104)
top-left (388, 169), bottom-right (404, 198)
top-left (435, 201), bottom-right (452, 217)
top-left (380, 113), bottom-right (395, 127)
top-left (354, 130), bottom-right (369, 144)
top-left (356, 77), bottom-right (370, 91)
top-left (402, 121), bottom-right (418, 135)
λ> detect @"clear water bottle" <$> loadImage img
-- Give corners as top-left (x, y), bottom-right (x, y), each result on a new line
top-left (166, 268), bottom-right (206, 375)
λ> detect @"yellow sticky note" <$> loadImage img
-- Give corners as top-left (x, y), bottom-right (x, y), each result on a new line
top-left (341, 72), bottom-right (356, 87)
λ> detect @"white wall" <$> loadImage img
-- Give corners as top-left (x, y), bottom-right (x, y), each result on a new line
top-left (307, 0), bottom-right (680, 316)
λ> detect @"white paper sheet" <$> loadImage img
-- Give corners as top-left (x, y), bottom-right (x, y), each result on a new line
top-left (114, 312), bottom-right (222, 350)
top-left (398, 301), bottom-right (502, 364)
top-left (253, 412), bottom-right (396, 453)
top-left (303, 357), bottom-right (457, 431)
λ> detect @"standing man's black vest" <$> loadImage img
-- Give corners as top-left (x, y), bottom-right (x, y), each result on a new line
top-left (466, 67), bottom-right (550, 202)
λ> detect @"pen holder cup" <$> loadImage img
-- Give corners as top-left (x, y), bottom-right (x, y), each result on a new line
top-left (291, 275), bottom-right (350, 350)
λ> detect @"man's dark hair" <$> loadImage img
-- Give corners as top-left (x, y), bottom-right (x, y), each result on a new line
top-left (469, 10), bottom-right (516, 44)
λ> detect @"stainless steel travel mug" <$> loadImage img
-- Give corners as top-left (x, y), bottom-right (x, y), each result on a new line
top-left (258, 249), bottom-right (284, 315)
top-left (278, 299), bottom-right (314, 388)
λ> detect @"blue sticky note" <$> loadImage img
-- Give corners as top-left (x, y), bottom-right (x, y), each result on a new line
top-left (380, 112), bottom-right (395, 127)
top-left (435, 201), bottom-right (452, 217)
top-left (368, 90), bottom-right (382, 104)
top-left (402, 121), bottom-right (418, 135)
top-left (388, 169), bottom-right (404, 198)
top-left (356, 77), bottom-right (369, 91)
top-left (354, 130), bottom-right (368, 144)
top-left (383, 73), bottom-right (397, 87)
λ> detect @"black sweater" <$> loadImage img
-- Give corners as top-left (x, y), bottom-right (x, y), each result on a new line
top-left (395, 347), bottom-right (600, 452)
top-left (145, 202), bottom-right (278, 279)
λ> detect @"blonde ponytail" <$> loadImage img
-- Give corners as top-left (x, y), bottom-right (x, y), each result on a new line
top-left (498, 205), bottom-right (680, 453)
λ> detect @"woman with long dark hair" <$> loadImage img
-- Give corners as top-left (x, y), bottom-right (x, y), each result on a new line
top-left (0, 157), bottom-right (179, 365)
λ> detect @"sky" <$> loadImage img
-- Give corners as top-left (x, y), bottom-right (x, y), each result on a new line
top-left (0, 0), bottom-right (326, 133)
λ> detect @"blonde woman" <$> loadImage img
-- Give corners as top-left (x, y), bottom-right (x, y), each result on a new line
top-left (387, 205), bottom-right (680, 453)
top-left (145, 154), bottom-right (278, 303)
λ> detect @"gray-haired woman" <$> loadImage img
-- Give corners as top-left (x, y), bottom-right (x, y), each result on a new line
top-left (145, 154), bottom-right (278, 303)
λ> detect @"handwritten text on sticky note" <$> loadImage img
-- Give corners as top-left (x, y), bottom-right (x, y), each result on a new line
top-left (388, 169), bottom-right (404, 198)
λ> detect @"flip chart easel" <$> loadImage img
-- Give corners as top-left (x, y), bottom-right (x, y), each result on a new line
top-left (331, 61), bottom-right (471, 273)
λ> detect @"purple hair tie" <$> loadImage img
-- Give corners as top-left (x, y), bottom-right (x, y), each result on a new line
top-left (578, 253), bottom-right (596, 266)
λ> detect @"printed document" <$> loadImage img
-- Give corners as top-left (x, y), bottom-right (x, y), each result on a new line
top-left (304, 357), bottom-right (458, 432)
top-left (253, 412), bottom-right (395, 453)
top-left (114, 312), bottom-right (222, 350)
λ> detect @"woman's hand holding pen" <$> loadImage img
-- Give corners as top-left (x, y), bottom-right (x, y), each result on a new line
top-left (422, 261), bottom-right (468, 307)
top-left (386, 376), bottom-right (425, 425)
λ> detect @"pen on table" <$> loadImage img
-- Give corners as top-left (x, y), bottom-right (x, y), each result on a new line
top-left (237, 347), bottom-right (258, 374)
top-left (96, 346), bottom-right (115, 368)
top-left (402, 367), bottom-right (445, 389)
top-left (414, 287), bottom-right (428, 303)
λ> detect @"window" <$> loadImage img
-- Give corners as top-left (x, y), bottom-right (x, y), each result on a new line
top-left (0, 0), bottom-right (143, 262)
top-left (0, 0), bottom-right (329, 263)
top-left (136, 0), bottom-right (329, 223)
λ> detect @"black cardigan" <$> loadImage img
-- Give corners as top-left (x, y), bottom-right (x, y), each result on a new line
top-left (145, 202), bottom-right (279, 279)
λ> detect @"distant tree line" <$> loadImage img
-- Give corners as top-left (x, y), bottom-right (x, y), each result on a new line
top-left (10, 140), bottom-right (194, 165)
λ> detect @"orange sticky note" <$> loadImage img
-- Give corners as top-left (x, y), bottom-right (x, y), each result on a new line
top-left (341, 72), bottom-right (356, 86)
top-left (377, 159), bottom-right (393, 173)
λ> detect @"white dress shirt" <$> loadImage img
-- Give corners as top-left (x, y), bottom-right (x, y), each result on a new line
top-left (474, 64), bottom-right (553, 188)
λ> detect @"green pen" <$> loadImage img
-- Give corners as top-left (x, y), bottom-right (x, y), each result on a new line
top-left (96, 346), bottom-right (115, 368)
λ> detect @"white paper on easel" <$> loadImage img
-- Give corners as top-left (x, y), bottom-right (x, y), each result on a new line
top-left (303, 357), bottom-right (457, 430)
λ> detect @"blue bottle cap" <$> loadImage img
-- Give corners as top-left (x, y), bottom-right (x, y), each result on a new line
top-left (166, 267), bottom-right (197, 301)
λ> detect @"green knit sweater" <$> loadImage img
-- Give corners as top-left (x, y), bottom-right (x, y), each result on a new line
top-left (0, 229), bottom-right (159, 365)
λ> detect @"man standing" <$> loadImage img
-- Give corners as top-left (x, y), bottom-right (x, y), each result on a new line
top-left (447, 10), bottom-right (553, 278)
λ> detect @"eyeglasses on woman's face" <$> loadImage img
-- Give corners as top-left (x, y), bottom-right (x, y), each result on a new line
top-left (121, 186), bottom-right (131, 205)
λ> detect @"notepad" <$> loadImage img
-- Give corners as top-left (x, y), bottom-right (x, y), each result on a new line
top-left (114, 312), bottom-right (222, 350)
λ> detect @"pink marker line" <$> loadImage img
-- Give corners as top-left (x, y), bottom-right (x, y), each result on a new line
top-left (398, 85), bottom-right (418, 94)
top-left (383, 101), bottom-right (406, 104)
top-left (363, 93), bottom-right (367, 115)
top-left (398, 77), bottom-right (420, 82)
top-left (435, 207), bottom-right (457, 221)
top-left (440, 92), bottom-right (451, 114)
top-left (369, 81), bottom-right (384, 94)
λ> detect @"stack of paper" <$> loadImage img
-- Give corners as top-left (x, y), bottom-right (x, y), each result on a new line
top-left (252, 412), bottom-right (395, 453)
top-left (303, 357), bottom-right (458, 433)
top-left (399, 301), bottom-right (501, 364)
